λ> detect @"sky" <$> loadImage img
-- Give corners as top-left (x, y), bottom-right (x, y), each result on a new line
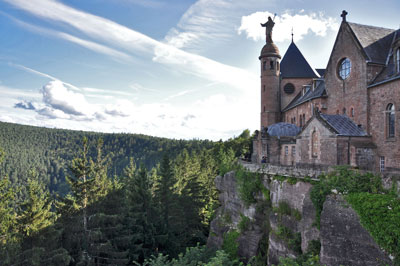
top-left (0, 0), bottom-right (399, 140)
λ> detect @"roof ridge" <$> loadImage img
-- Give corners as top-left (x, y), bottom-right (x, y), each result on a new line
top-left (347, 21), bottom-right (395, 31)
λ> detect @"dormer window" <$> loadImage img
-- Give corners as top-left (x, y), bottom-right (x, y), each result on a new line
top-left (396, 48), bottom-right (400, 73)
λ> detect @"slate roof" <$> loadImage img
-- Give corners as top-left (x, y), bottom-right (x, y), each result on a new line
top-left (280, 42), bottom-right (319, 78)
top-left (282, 79), bottom-right (327, 112)
top-left (368, 29), bottom-right (400, 87)
top-left (267, 122), bottom-right (301, 137)
top-left (348, 22), bottom-right (395, 64)
top-left (316, 69), bottom-right (326, 77)
top-left (319, 114), bottom-right (367, 136)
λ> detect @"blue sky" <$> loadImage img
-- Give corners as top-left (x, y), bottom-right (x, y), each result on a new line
top-left (0, 0), bottom-right (399, 140)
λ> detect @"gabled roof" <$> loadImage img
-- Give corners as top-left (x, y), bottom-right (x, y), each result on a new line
top-left (348, 22), bottom-right (395, 64)
top-left (282, 79), bottom-right (326, 112)
top-left (319, 114), bottom-right (367, 136)
top-left (368, 29), bottom-right (400, 87)
top-left (280, 42), bottom-right (319, 78)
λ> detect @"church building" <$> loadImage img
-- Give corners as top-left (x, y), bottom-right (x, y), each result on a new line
top-left (252, 11), bottom-right (400, 176)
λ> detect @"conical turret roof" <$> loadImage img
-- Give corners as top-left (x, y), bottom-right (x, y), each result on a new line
top-left (280, 42), bottom-right (319, 78)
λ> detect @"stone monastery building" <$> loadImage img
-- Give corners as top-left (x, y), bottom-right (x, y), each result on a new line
top-left (252, 11), bottom-right (400, 175)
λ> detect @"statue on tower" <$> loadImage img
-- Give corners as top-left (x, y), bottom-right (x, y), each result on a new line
top-left (261, 16), bottom-right (275, 43)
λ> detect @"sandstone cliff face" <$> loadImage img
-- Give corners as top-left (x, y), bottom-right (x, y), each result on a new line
top-left (207, 171), bottom-right (266, 261)
top-left (208, 171), bottom-right (393, 265)
top-left (320, 195), bottom-right (392, 266)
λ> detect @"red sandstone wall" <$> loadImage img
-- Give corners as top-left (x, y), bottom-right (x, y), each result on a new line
top-left (324, 23), bottom-right (369, 131)
top-left (368, 80), bottom-right (400, 173)
top-left (280, 78), bottom-right (313, 110)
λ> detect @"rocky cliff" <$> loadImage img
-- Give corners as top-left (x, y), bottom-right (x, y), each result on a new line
top-left (207, 170), bottom-right (393, 265)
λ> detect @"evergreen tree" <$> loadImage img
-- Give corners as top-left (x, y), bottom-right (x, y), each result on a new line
top-left (153, 154), bottom-right (182, 257)
top-left (18, 170), bottom-right (56, 239)
top-left (126, 161), bottom-right (157, 263)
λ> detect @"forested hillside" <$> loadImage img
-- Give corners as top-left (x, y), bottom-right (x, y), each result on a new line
top-left (0, 122), bottom-right (252, 265)
top-left (0, 121), bottom-right (213, 195)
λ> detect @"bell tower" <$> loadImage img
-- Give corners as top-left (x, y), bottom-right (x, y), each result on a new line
top-left (260, 16), bottom-right (281, 129)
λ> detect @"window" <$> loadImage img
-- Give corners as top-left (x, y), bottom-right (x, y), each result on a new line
top-left (351, 108), bottom-right (354, 117)
top-left (343, 108), bottom-right (346, 115)
top-left (277, 61), bottom-right (280, 71)
top-left (285, 146), bottom-right (288, 156)
top-left (292, 146), bottom-right (296, 156)
top-left (397, 48), bottom-right (400, 73)
top-left (263, 85), bottom-right (266, 92)
top-left (300, 115), bottom-right (303, 127)
top-left (264, 106), bottom-right (266, 112)
top-left (284, 83), bottom-right (295, 94)
top-left (303, 114), bottom-right (306, 125)
top-left (270, 60), bottom-right (274, 70)
top-left (338, 58), bottom-right (351, 79)
top-left (312, 130), bottom-right (318, 158)
top-left (387, 103), bottom-right (395, 138)
top-left (263, 61), bottom-right (267, 71)
top-left (336, 110), bottom-right (339, 114)
top-left (380, 156), bottom-right (385, 172)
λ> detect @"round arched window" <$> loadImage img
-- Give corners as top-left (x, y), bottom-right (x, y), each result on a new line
top-left (283, 83), bottom-right (295, 94)
top-left (338, 58), bottom-right (351, 79)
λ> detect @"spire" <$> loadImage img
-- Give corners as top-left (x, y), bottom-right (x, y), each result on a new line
top-left (291, 27), bottom-right (294, 43)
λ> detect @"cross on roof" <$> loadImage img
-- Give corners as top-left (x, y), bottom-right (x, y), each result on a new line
top-left (341, 10), bottom-right (348, 22)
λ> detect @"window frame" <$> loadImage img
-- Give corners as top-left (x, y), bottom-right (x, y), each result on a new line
top-left (338, 58), bottom-right (351, 80)
top-left (386, 103), bottom-right (395, 138)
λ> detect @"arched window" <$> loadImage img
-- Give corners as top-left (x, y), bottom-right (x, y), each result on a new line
top-left (263, 61), bottom-right (267, 71)
top-left (387, 103), bottom-right (395, 138)
top-left (312, 130), bottom-right (318, 158)
top-left (270, 60), bottom-right (274, 70)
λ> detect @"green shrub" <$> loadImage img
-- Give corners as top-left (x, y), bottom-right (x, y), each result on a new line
top-left (222, 230), bottom-right (240, 260)
top-left (238, 214), bottom-right (251, 232)
top-left (346, 192), bottom-right (400, 262)
top-left (273, 201), bottom-right (302, 221)
top-left (235, 167), bottom-right (263, 206)
top-left (310, 167), bottom-right (384, 228)
top-left (275, 226), bottom-right (302, 254)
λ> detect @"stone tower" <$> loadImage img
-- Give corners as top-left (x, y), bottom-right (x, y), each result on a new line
top-left (260, 16), bottom-right (281, 129)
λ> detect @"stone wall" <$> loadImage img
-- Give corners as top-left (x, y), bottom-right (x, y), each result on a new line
top-left (324, 22), bottom-right (369, 130)
top-left (280, 77), bottom-right (313, 112)
top-left (368, 79), bottom-right (400, 174)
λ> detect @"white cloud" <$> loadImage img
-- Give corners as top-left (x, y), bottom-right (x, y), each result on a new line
top-left (238, 11), bottom-right (339, 43)
top-left (4, 0), bottom-right (257, 91)
top-left (41, 80), bottom-right (94, 116)
top-left (164, 0), bottom-right (272, 51)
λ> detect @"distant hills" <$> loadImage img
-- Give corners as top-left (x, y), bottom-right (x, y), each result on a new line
top-left (0, 121), bottom-right (213, 195)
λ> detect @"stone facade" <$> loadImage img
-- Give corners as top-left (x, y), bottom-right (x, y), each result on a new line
top-left (253, 11), bottom-right (400, 176)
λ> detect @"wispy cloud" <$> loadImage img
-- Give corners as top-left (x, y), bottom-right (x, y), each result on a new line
top-left (163, 89), bottom-right (197, 101)
top-left (9, 63), bottom-right (82, 91)
top-left (4, 0), bottom-right (257, 91)
top-left (2, 13), bottom-right (132, 62)
top-left (238, 10), bottom-right (339, 43)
